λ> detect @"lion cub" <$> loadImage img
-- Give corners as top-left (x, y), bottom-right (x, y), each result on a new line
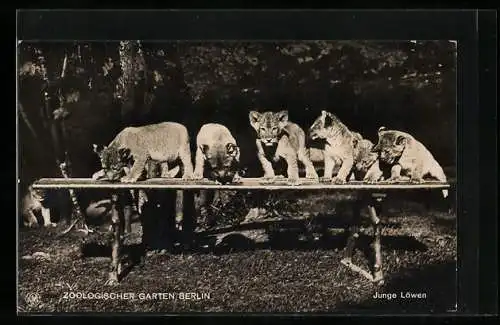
top-left (21, 185), bottom-right (56, 228)
top-left (367, 126), bottom-right (448, 197)
top-left (193, 123), bottom-right (241, 184)
top-left (249, 110), bottom-right (318, 183)
top-left (93, 121), bottom-right (194, 183)
top-left (193, 123), bottom-right (241, 229)
top-left (307, 132), bottom-right (379, 182)
top-left (350, 132), bottom-right (380, 181)
top-left (309, 110), bottom-right (369, 184)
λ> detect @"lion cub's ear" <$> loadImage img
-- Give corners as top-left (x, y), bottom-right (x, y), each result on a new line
top-left (395, 135), bottom-right (407, 146)
top-left (226, 143), bottom-right (239, 159)
top-left (277, 110), bottom-right (288, 121)
top-left (92, 144), bottom-right (104, 155)
top-left (352, 132), bottom-right (363, 147)
top-left (276, 110), bottom-right (289, 129)
top-left (378, 126), bottom-right (387, 134)
top-left (249, 111), bottom-right (261, 130)
top-left (323, 112), bottom-right (335, 128)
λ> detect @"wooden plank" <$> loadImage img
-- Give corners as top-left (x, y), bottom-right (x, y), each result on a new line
top-left (32, 177), bottom-right (451, 191)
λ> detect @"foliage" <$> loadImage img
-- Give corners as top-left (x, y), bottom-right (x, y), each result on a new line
top-left (18, 40), bottom-right (456, 101)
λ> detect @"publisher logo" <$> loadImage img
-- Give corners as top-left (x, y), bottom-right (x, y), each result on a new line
top-left (24, 292), bottom-right (41, 307)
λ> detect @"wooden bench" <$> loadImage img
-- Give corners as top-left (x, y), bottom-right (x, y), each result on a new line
top-left (32, 178), bottom-right (451, 285)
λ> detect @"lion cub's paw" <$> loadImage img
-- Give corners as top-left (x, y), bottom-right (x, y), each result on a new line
top-left (92, 170), bottom-right (106, 180)
top-left (409, 177), bottom-right (424, 184)
top-left (305, 170), bottom-right (319, 180)
top-left (364, 179), bottom-right (380, 184)
top-left (120, 176), bottom-right (137, 183)
top-left (387, 176), bottom-right (407, 183)
top-left (192, 171), bottom-right (204, 180)
top-left (182, 172), bottom-right (195, 180)
top-left (232, 173), bottom-right (242, 183)
top-left (363, 175), bottom-right (382, 184)
top-left (262, 174), bottom-right (276, 182)
top-left (331, 177), bottom-right (346, 185)
top-left (26, 222), bottom-right (39, 229)
top-left (287, 177), bottom-right (301, 186)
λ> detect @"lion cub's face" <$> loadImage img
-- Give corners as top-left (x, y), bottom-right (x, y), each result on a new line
top-left (249, 110), bottom-right (289, 147)
top-left (25, 185), bottom-right (45, 209)
top-left (30, 186), bottom-right (44, 201)
top-left (355, 138), bottom-right (379, 172)
top-left (372, 127), bottom-right (407, 165)
top-left (93, 144), bottom-right (132, 181)
top-left (309, 110), bottom-right (340, 140)
top-left (201, 143), bottom-right (240, 184)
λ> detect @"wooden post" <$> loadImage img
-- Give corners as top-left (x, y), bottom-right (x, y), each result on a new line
top-left (44, 92), bottom-right (63, 162)
top-left (108, 192), bottom-right (123, 285)
top-left (181, 190), bottom-right (196, 250)
top-left (343, 200), bottom-right (362, 262)
top-left (369, 193), bottom-right (386, 284)
top-left (176, 190), bottom-right (183, 230)
top-left (162, 190), bottom-right (178, 250)
top-left (123, 204), bottom-right (133, 234)
top-left (340, 198), bottom-right (379, 282)
top-left (58, 161), bottom-right (91, 235)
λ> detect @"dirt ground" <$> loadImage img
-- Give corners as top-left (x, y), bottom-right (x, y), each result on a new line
top-left (17, 191), bottom-right (457, 314)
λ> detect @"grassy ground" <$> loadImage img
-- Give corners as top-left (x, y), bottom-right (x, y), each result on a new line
top-left (18, 191), bottom-right (456, 314)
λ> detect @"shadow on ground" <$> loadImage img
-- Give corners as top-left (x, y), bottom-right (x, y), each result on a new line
top-left (193, 218), bottom-right (428, 255)
top-left (78, 216), bottom-right (428, 266)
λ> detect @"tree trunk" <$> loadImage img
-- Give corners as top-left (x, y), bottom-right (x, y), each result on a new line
top-left (116, 40), bottom-right (147, 125)
top-left (43, 48), bottom-right (89, 232)
top-left (18, 103), bottom-right (38, 141)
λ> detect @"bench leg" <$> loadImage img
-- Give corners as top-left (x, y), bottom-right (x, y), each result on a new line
top-left (107, 193), bottom-right (123, 285)
top-left (123, 204), bottom-right (132, 234)
top-left (160, 190), bottom-right (177, 251)
top-left (341, 195), bottom-right (385, 284)
top-left (176, 190), bottom-right (183, 231)
top-left (341, 201), bottom-right (376, 282)
top-left (344, 201), bottom-right (362, 262)
top-left (181, 190), bottom-right (196, 250)
top-left (368, 197), bottom-right (384, 284)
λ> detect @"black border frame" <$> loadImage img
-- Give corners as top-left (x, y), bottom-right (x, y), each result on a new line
top-left (477, 9), bottom-right (497, 316)
top-left (15, 9), bottom-right (497, 317)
